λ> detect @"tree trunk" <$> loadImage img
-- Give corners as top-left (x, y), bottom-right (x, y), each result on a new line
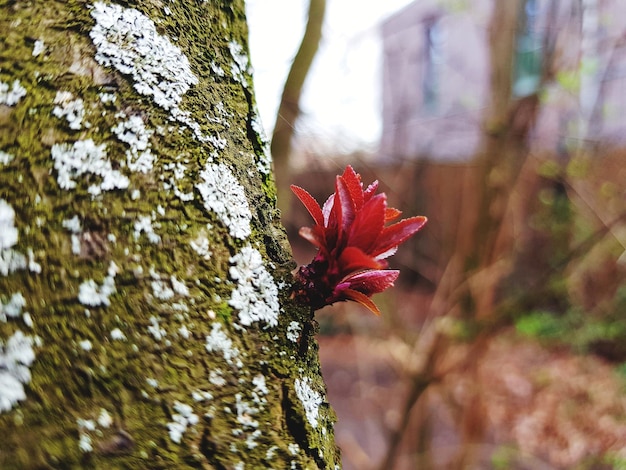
top-left (271, 0), bottom-right (326, 215)
top-left (0, 1), bottom-right (340, 468)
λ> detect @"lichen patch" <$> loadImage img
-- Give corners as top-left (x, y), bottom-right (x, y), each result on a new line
top-left (228, 40), bottom-right (251, 88)
top-left (205, 322), bottom-right (242, 368)
top-left (0, 79), bottom-right (26, 106)
top-left (0, 330), bottom-right (37, 413)
top-left (77, 261), bottom-right (118, 307)
top-left (196, 163), bottom-right (251, 240)
top-left (111, 113), bottom-right (154, 173)
top-left (0, 151), bottom-right (14, 166)
top-left (167, 401), bottom-right (199, 444)
top-left (50, 139), bottom-right (129, 196)
top-left (286, 321), bottom-right (301, 343)
top-left (89, 2), bottom-right (214, 144)
top-left (294, 377), bottom-right (323, 429)
top-left (0, 200), bottom-right (27, 276)
top-left (90, 2), bottom-right (198, 112)
top-left (0, 200), bottom-right (18, 251)
top-left (228, 245), bottom-right (279, 328)
top-left (52, 91), bottom-right (88, 130)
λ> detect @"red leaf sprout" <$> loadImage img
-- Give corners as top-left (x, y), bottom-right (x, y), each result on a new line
top-left (291, 165), bottom-right (427, 315)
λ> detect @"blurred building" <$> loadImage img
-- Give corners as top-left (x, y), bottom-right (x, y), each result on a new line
top-left (379, 0), bottom-right (626, 162)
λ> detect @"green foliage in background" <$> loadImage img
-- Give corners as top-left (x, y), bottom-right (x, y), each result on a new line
top-left (515, 286), bottom-right (626, 360)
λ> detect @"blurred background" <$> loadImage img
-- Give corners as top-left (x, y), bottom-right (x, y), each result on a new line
top-left (247, 1), bottom-right (626, 468)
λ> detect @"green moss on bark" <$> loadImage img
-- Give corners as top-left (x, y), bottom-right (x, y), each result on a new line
top-left (0, 1), bottom-right (339, 469)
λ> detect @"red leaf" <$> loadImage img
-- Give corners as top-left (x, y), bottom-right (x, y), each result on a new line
top-left (341, 288), bottom-right (381, 316)
top-left (338, 246), bottom-right (384, 273)
top-left (291, 165), bottom-right (427, 316)
top-left (344, 269), bottom-right (399, 294)
top-left (298, 226), bottom-right (325, 250)
top-left (332, 175), bottom-right (357, 247)
top-left (347, 193), bottom-right (386, 252)
top-left (341, 165), bottom-right (364, 210)
top-left (363, 180), bottom-right (379, 202)
top-left (372, 216), bottom-right (428, 258)
top-left (291, 185), bottom-right (324, 227)
top-left (384, 207), bottom-right (402, 222)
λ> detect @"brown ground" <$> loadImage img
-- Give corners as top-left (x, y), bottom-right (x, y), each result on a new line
top-left (319, 316), bottom-right (626, 470)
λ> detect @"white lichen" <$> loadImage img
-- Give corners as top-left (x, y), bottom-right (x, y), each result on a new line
top-left (27, 248), bottom-right (41, 274)
top-left (210, 61), bottom-right (225, 77)
top-left (32, 39), bottom-right (45, 57)
top-left (52, 91), bottom-right (87, 130)
top-left (191, 390), bottom-right (213, 402)
top-left (97, 408), bottom-right (113, 428)
top-left (252, 374), bottom-right (268, 396)
top-left (151, 279), bottom-right (174, 300)
top-left (0, 200), bottom-right (18, 251)
top-left (209, 369), bottom-right (226, 387)
top-left (167, 401), bottom-right (199, 444)
top-left (147, 315), bottom-right (166, 341)
top-left (170, 275), bottom-right (189, 296)
top-left (22, 313), bottom-right (33, 329)
top-left (235, 393), bottom-right (259, 429)
top-left (50, 139), bottom-right (129, 196)
top-left (70, 234), bottom-right (81, 255)
top-left (78, 432), bottom-right (93, 453)
top-left (111, 113), bottom-right (154, 173)
top-left (110, 328), bottom-right (126, 341)
top-left (77, 418), bottom-right (96, 452)
top-left (228, 40), bottom-right (250, 87)
top-left (286, 321), bottom-right (301, 343)
top-left (294, 377), bottom-right (323, 429)
top-left (207, 134), bottom-right (227, 150)
top-left (196, 163), bottom-right (251, 240)
top-left (0, 79), bottom-right (27, 106)
top-left (62, 215), bottom-right (82, 233)
top-left (266, 445), bottom-right (278, 460)
top-left (189, 234), bottom-right (212, 260)
top-left (176, 325), bottom-right (190, 340)
top-left (250, 109), bottom-right (273, 175)
top-left (78, 261), bottom-right (118, 307)
top-left (0, 330), bottom-right (36, 413)
top-left (133, 215), bottom-right (161, 244)
top-left (90, 2), bottom-right (198, 111)
top-left (0, 249), bottom-right (28, 277)
top-left (0, 292), bottom-right (26, 322)
top-left (232, 393), bottom-right (263, 450)
top-left (0, 200), bottom-right (27, 277)
top-left (98, 92), bottom-right (116, 104)
top-left (62, 216), bottom-right (83, 255)
top-left (205, 323), bottom-right (241, 367)
top-left (0, 151), bottom-right (14, 166)
top-left (228, 246), bottom-right (279, 328)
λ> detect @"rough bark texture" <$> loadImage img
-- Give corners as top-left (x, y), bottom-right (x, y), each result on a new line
top-left (0, 1), bottom-right (340, 468)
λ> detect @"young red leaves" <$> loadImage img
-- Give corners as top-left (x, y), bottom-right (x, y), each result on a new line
top-left (291, 165), bottom-right (427, 315)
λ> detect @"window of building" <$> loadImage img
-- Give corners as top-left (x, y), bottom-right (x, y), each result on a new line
top-left (513, 0), bottom-right (543, 97)
top-left (423, 17), bottom-right (445, 113)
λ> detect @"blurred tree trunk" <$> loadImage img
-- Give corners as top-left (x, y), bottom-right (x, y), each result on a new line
top-left (271, 0), bottom-right (326, 215)
top-left (452, 0), bottom-right (537, 466)
top-left (461, 0), bottom-right (528, 319)
top-left (0, 1), bottom-right (339, 469)
top-left (461, 0), bottom-right (560, 319)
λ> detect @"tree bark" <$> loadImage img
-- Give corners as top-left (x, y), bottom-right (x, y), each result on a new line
top-left (0, 1), bottom-right (339, 468)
